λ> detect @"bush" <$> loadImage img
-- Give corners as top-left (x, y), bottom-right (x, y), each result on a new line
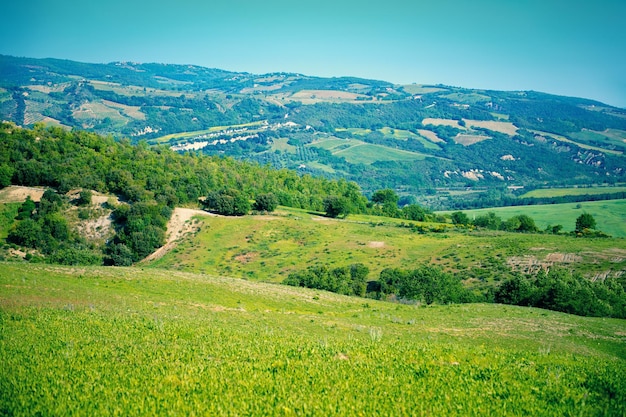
top-left (203, 189), bottom-right (250, 216)
top-left (253, 193), bottom-right (278, 212)
top-left (283, 263), bottom-right (369, 297)
top-left (76, 190), bottom-right (93, 206)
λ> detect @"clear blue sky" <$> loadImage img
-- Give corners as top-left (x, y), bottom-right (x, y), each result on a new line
top-left (2, 0), bottom-right (625, 107)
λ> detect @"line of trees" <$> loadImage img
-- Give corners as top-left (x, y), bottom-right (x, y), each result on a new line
top-left (494, 268), bottom-right (626, 318)
top-left (283, 263), bottom-right (369, 297)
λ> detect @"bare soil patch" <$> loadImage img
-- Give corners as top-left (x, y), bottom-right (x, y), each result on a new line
top-left (142, 208), bottom-right (215, 262)
top-left (0, 186), bottom-right (46, 203)
top-left (368, 241), bottom-right (385, 248)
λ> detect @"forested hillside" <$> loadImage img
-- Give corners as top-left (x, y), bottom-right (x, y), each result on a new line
top-left (2, 55), bottom-right (625, 207)
top-left (0, 122), bottom-right (369, 264)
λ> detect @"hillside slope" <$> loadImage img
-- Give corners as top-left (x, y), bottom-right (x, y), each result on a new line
top-left (2, 55), bottom-right (626, 201)
top-left (1, 263), bottom-right (624, 415)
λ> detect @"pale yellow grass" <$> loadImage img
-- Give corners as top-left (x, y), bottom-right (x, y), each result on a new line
top-left (0, 186), bottom-right (46, 203)
top-left (454, 134), bottom-right (491, 146)
top-left (417, 129), bottom-right (446, 143)
top-left (291, 90), bottom-right (363, 100)
top-left (422, 118), bottom-right (466, 129)
top-left (464, 120), bottom-right (518, 136)
top-left (102, 100), bottom-right (146, 120)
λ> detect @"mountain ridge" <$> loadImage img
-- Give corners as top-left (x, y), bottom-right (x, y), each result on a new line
top-left (2, 55), bottom-right (626, 207)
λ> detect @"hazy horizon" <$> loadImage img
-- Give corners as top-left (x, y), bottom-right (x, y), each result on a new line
top-left (3, 0), bottom-right (625, 108)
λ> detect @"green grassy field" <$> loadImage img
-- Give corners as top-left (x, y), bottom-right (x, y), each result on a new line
top-left (445, 199), bottom-right (626, 238)
top-left (308, 138), bottom-right (428, 164)
top-left (1, 263), bottom-right (624, 416)
top-left (148, 207), bottom-right (626, 285)
top-left (520, 186), bottom-right (626, 199)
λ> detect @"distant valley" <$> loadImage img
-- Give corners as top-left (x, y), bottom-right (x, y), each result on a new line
top-left (2, 55), bottom-right (626, 209)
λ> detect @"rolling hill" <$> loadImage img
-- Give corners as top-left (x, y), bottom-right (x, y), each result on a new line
top-left (2, 55), bottom-right (626, 208)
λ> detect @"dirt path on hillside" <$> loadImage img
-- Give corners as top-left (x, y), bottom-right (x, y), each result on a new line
top-left (141, 208), bottom-right (215, 263)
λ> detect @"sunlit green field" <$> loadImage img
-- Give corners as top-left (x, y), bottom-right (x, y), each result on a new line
top-left (1, 263), bottom-right (624, 416)
top-left (308, 138), bottom-right (428, 164)
top-left (444, 199), bottom-right (626, 237)
top-left (148, 207), bottom-right (626, 283)
top-left (520, 186), bottom-right (626, 199)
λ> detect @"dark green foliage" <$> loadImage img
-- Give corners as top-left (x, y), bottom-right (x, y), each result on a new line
top-left (371, 189), bottom-right (399, 206)
top-left (495, 268), bottom-right (626, 318)
top-left (15, 196), bottom-right (35, 220)
top-left (0, 163), bottom-right (13, 188)
top-left (283, 263), bottom-right (369, 297)
top-left (38, 189), bottom-right (65, 217)
top-left (401, 204), bottom-right (429, 221)
top-left (473, 212), bottom-right (502, 230)
top-left (7, 219), bottom-right (42, 248)
top-left (76, 190), bottom-right (92, 206)
top-left (323, 196), bottom-right (351, 218)
top-left (501, 214), bottom-right (538, 233)
top-left (203, 189), bottom-right (250, 216)
top-left (253, 193), bottom-right (279, 212)
top-left (109, 202), bottom-right (170, 262)
top-left (575, 212), bottom-right (596, 233)
top-left (105, 243), bottom-right (134, 266)
top-left (378, 265), bottom-right (472, 304)
top-left (450, 211), bottom-right (470, 225)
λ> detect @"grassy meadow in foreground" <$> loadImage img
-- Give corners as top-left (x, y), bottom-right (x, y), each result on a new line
top-left (1, 263), bottom-right (625, 416)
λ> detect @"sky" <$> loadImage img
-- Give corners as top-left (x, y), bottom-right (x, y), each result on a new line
top-left (2, 0), bottom-right (625, 107)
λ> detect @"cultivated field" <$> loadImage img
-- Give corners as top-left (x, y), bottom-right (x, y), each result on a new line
top-left (463, 119), bottom-right (518, 136)
top-left (532, 130), bottom-right (623, 156)
top-left (1, 263), bottom-right (624, 416)
top-left (308, 138), bottom-right (428, 164)
top-left (520, 186), bottom-right (626, 199)
top-left (445, 199), bottom-right (626, 238)
top-left (453, 134), bottom-right (491, 146)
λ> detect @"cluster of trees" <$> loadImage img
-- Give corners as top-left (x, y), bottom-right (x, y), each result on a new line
top-left (203, 189), bottom-right (251, 216)
top-left (201, 191), bottom-right (279, 216)
top-left (283, 264), bottom-right (369, 297)
top-left (7, 190), bottom-right (101, 265)
top-left (374, 266), bottom-right (475, 304)
top-left (106, 202), bottom-right (171, 265)
top-left (494, 268), bottom-right (626, 318)
top-left (0, 123), bottom-right (369, 213)
top-left (450, 210), bottom-right (604, 237)
top-left (283, 263), bottom-right (475, 305)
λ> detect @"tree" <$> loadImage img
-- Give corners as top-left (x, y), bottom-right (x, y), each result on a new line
top-left (371, 189), bottom-right (399, 206)
top-left (253, 193), bottom-right (278, 212)
top-left (16, 196), bottom-right (36, 220)
top-left (76, 189), bottom-right (92, 206)
top-left (473, 212), bottom-right (502, 230)
top-left (8, 219), bottom-right (42, 248)
top-left (0, 163), bottom-right (13, 188)
top-left (323, 196), bottom-right (351, 218)
top-left (371, 189), bottom-right (400, 217)
top-left (450, 211), bottom-right (469, 225)
top-left (575, 212), bottom-right (596, 233)
top-left (203, 189), bottom-right (250, 216)
top-left (516, 215), bottom-right (538, 233)
top-left (401, 204), bottom-right (428, 221)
